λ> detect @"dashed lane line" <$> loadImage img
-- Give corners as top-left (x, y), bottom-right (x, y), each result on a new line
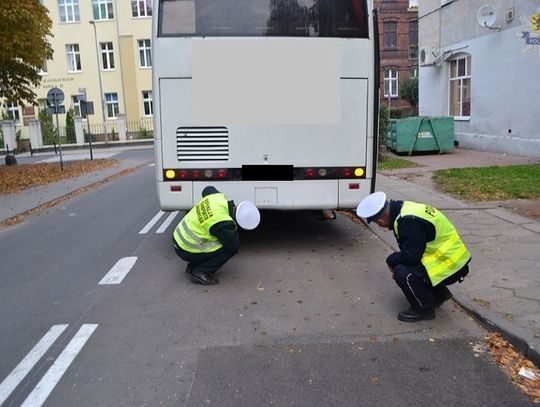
top-left (20, 324), bottom-right (98, 407)
top-left (0, 325), bottom-right (68, 406)
top-left (98, 257), bottom-right (138, 285)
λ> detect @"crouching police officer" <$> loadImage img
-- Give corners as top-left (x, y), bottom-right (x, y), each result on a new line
top-left (356, 191), bottom-right (471, 322)
top-left (172, 186), bottom-right (260, 285)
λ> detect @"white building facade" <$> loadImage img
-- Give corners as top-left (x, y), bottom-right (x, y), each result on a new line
top-left (2, 0), bottom-right (153, 142)
top-left (418, 0), bottom-right (540, 158)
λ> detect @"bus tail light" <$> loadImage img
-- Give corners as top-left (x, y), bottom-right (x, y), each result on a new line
top-left (342, 168), bottom-right (352, 177)
top-left (178, 170), bottom-right (189, 179)
top-left (216, 169), bottom-right (228, 179)
top-left (170, 185), bottom-right (182, 192)
top-left (349, 183), bottom-right (360, 190)
top-left (305, 168), bottom-right (316, 178)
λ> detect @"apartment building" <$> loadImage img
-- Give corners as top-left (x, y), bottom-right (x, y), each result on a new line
top-left (374, 0), bottom-right (419, 116)
top-left (418, 0), bottom-right (540, 158)
top-left (4, 0), bottom-right (153, 140)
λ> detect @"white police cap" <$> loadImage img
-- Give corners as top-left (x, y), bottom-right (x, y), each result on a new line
top-left (235, 201), bottom-right (260, 230)
top-left (356, 191), bottom-right (387, 223)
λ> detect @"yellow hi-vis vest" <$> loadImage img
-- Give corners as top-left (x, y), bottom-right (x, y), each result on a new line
top-left (173, 193), bottom-right (234, 253)
top-left (393, 201), bottom-right (471, 286)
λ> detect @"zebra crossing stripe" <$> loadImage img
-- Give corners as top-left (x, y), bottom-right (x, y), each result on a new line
top-left (138, 210), bottom-right (165, 234)
top-left (0, 325), bottom-right (68, 405)
top-left (156, 211), bottom-right (179, 234)
top-left (21, 324), bottom-right (98, 407)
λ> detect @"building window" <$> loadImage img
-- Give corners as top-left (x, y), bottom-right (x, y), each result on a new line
top-left (38, 60), bottom-right (48, 75)
top-left (6, 102), bottom-right (20, 123)
top-left (93, 0), bottom-right (114, 21)
top-left (384, 68), bottom-right (399, 98)
top-left (100, 42), bottom-right (115, 70)
top-left (132, 0), bottom-right (152, 17)
top-left (71, 95), bottom-right (81, 117)
top-left (66, 44), bottom-right (82, 72)
top-left (409, 20), bottom-right (418, 59)
top-left (142, 91), bottom-right (153, 116)
top-left (383, 20), bottom-right (397, 49)
top-left (449, 56), bottom-right (471, 118)
top-left (59, 0), bottom-right (80, 23)
top-left (138, 39), bottom-right (152, 68)
top-left (409, 66), bottom-right (418, 79)
top-left (105, 93), bottom-right (119, 118)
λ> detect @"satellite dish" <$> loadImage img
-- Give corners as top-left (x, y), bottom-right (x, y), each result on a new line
top-left (477, 5), bottom-right (498, 28)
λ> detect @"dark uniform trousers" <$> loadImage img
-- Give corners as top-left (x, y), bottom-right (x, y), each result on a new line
top-left (173, 238), bottom-right (237, 276)
top-left (393, 262), bottom-right (470, 311)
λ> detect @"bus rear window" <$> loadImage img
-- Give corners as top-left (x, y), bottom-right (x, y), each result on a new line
top-left (159, 0), bottom-right (369, 38)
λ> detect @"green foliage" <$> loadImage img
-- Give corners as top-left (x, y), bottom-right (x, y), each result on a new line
top-left (433, 165), bottom-right (540, 201)
top-left (65, 108), bottom-right (76, 144)
top-left (377, 104), bottom-right (390, 162)
top-left (139, 126), bottom-right (149, 139)
top-left (38, 108), bottom-right (56, 145)
top-left (378, 157), bottom-right (420, 171)
top-left (399, 78), bottom-right (419, 115)
top-left (389, 108), bottom-right (403, 119)
top-left (0, 0), bottom-right (54, 105)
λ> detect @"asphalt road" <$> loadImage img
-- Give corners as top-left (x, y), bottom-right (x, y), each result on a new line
top-left (0, 151), bottom-right (534, 406)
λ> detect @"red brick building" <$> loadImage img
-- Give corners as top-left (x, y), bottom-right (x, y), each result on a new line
top-left (374, 0), bottom-right (418, 116)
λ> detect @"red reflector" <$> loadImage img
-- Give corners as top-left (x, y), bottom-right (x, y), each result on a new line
top-left (305, 168), bottom-right (316, 177)
top-left (192, 170), bottom-right (201, 179)
top-left (170, 185), bottom-right (182, 192)
top-left (342, 168), bottom-right (352, 177)
top-left (349, 183), bottom-right (360, 190)
top-left (216, 169), bottom-right (227, 178)
top-left (178, 170), bottom-right (189, 179)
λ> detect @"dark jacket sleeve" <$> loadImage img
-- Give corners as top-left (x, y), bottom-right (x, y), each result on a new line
top-left (386, 217), bottom-right (435, 268)
top-left (210, 221), bottom-right (239, 253)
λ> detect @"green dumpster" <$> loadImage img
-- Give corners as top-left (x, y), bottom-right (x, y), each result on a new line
top-left (387, 117), bottom-right (454, 155)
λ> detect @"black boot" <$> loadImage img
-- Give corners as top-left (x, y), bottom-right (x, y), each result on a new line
top-left (434, 290), bottom-right (453, 308)
top-left (398, 308), bottom-right (435, 322)
top-left (191, 271), bottom-right (219, 285)
top-left (185, 263), bottom-right (193, 274)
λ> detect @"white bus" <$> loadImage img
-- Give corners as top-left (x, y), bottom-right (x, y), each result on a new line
top-left (153, 0), bottom-right (380, 210)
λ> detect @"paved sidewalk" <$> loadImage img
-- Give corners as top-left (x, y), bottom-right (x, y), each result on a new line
top-left (373, 149), bottom-right (540, 364)
top-left (0, 148), bottom-right (151, 224)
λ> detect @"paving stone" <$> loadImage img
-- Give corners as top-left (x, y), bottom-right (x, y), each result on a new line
top-left (516, 287), bottom-right (540, 301)
top-left (493, 277), bottom-right (536, 290)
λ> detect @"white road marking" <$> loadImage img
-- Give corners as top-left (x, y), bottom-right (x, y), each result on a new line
top-left (0, 325), bottom-right (68, 406)
top-left (98, 257), bottom-right (138, 285)
top-left (138, 210), bottom-right (165, 234)
top-left (156, 211), bottom-right (179, 234)
top-left (21, 324), bottom-right (98, 407)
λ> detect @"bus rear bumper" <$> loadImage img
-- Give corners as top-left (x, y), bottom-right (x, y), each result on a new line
top-left (157, 179), bottom-right (372, 211)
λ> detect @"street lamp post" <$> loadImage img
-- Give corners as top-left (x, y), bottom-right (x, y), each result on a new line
top-left (89, 20), bottom-right (108, 146)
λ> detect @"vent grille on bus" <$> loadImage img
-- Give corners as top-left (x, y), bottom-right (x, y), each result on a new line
top-left (176, 126), bottom-right (229, 161)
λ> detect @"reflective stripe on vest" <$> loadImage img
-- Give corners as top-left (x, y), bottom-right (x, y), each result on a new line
top-left (174, 221), bottom-right (221, 251)
top-left (173, 193), bottom-right (233, 254)
top-left (394, 201), bottom-right (471, 286)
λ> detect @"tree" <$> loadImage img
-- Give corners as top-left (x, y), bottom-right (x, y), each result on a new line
top-left (0, 1), bottom-right (53, 105)
top-left (399, 78), bottom-right (419, 116)
top-left (38, 108), bottom-right (55, 146)
top-left (65, 108), bottom-right (76, 144)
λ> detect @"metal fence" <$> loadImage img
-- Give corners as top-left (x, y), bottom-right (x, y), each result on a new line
top-left (126, 118), bottom-right (154, 140)
top-left (41, 118), bottom-right (154, 145)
